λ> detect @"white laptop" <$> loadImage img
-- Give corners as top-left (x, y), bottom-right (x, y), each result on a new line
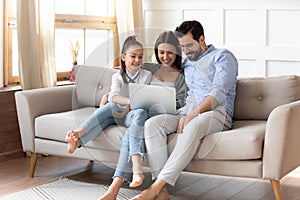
top-left (128, 83), bottom-right (177, 115)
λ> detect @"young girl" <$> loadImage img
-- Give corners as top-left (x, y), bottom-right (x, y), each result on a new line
top-left (65, 36), bottom-right (152, 189)
top-left (99, 31), bottom-right (187, 200)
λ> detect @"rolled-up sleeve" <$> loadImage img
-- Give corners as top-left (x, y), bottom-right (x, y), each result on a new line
top-left (209, 50), bottom-right (238, 106)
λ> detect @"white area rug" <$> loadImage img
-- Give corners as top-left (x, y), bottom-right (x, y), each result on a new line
top-left (0, 178), bottom-right (185, 200)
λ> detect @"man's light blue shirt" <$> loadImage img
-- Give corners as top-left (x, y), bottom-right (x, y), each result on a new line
top-left (179, 45), bottom-right (238, 117)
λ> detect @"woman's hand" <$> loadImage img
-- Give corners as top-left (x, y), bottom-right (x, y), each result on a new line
top-left (99, 93), bottom-right (109, 108)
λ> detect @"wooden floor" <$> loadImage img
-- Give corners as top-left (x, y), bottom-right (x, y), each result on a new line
top-left (1, 155), bottom-right (300, 200)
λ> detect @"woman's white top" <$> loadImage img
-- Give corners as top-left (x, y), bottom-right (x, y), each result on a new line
top-left (150, 76), bottom-right (175, 88)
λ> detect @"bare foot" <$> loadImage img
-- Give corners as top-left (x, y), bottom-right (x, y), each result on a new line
top-left (130, 180), bottom-right (169, 200)
top-left (130, 185), bottom-right (165, 200)
top-left (65, 130), bottom-right (80, 154)
top-left (98, 190), bottom-right (118, 200)
top-left (129, 173), bottom-right (145, 188)
top-left (98, 177), bottom-right (123, 200)
top-left (154, 186), bottom-right (170, 200)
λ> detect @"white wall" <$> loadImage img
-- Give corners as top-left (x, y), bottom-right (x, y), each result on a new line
top-left (0, 0), bottom-right (4, 87)
top-left (142, 0), bottom-right (300, 78)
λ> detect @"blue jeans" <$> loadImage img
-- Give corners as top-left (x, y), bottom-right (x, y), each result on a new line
top-left (79, 102), bottom-right (148, 180)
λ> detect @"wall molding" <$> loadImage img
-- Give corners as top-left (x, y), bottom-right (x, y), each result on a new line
top-left (143, 0), bottom-right (300, 77)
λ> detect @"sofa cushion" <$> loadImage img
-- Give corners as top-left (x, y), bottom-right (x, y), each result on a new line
top-left (35, 107), bottom-right (125, 152)
top-left (234, 75), bottom-right (299, 120)
top-left (199, 120), bottom-right (266, 160)
top-left (74, 65), bottom-right (117, 107)
top-left (167, 120), bottom-right (266, 161)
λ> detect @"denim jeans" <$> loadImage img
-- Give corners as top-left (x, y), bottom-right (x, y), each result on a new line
top-left (113, 107), bottom-right (149, 181)
top-left (79, 102), bottom-right (149, 181)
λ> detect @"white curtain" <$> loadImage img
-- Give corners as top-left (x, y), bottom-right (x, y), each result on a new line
top-left (17, 0), bottom-right (56, 90)
top-left (115, 0), bottom-right (145, 46)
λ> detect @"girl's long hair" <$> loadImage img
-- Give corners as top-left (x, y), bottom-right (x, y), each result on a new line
top-left (120, 36), bottom-right (143, 83)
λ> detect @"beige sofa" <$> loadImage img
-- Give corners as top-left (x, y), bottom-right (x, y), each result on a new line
top-left (15, 65), bottom-right (300, 200)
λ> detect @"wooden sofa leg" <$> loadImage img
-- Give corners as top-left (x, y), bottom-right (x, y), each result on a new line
top-left (29, 153), bottom-right (38, 177)
top-left (270, 179), bottom-right (283, 200)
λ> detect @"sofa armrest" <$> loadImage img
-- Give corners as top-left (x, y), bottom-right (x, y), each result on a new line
top-left (263, 99), bottom-right (300, 180)
top-left (15, 85), bottom-right (75, 152)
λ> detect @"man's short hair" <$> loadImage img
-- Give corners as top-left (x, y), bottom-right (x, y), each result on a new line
top-left (175, 20), bottom-right (204, 41)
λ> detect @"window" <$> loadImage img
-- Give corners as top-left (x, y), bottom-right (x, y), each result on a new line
top-left (3, 0), bottom-right (119, 85)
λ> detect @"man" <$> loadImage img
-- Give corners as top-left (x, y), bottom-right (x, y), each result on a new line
top-left (131, 20), bottom-right (238, 200)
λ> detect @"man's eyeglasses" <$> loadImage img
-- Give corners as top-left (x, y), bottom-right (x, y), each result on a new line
top-left (179, 43), bottom-right (194, 49)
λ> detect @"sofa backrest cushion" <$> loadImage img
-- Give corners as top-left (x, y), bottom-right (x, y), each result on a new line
top-left (234, 75), bottom-right (300, 120)
top-left (74, 65), bottom-right (117, 107)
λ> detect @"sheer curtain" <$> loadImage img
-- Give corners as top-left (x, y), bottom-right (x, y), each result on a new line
top-left (17, 0), bottom-right (56, 90)
top-left (115, 0), bottom-right (145, 45)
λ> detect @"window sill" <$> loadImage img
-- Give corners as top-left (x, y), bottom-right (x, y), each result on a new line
top-left (0, 81), bottom-right (75, 93)
top-left (57, 80), bottom-right (75, 86)
top-left (0, 85), bottom-right (21, 93)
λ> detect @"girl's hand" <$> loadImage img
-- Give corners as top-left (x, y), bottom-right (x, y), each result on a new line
top-left (100, 93), bottom-right (109, 108)
top-left (112, 95), bottom-right (130, 106)
top-left (113, 105), bottom-right (131, 118)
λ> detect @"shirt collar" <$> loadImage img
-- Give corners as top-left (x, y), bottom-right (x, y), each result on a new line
top-left (125, 68), bottom-right (142, 82)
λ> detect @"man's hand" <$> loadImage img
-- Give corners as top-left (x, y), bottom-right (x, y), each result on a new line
top-left (177, 96), bottom-right (218, 133)
top-left (177, 114), bottom-right (195, 133)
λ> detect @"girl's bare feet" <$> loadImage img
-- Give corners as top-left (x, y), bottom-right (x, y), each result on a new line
top-left (129, 173), bottom-right (145, 188)
top-left (65, 130), bottom-right (80, 154)
top-left (130, 154), bottom-right (144, 188)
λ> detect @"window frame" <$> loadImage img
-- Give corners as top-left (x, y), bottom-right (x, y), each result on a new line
top-left (3, 0), bottom-right (120, 85)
